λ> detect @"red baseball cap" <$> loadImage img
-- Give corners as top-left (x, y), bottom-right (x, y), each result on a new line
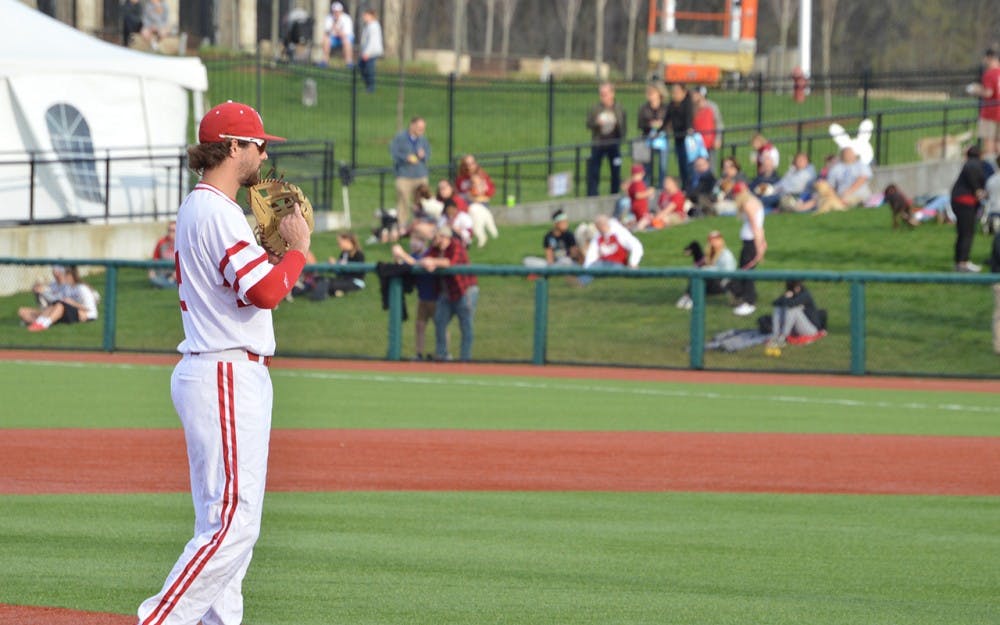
top-left (198, 100), bottom-right (286, 144)
top-left (631, 163), bottom-right (645, 175)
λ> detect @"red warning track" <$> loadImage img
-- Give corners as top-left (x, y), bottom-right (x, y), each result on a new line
top-left (3, 428), bottom-right (999, 496)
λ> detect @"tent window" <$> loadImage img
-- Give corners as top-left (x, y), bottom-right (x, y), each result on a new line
top-left (45, 103), bottom-right (104, 203)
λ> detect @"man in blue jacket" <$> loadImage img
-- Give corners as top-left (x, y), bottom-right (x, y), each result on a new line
top-left (390, 116), bottom-right (430, 232)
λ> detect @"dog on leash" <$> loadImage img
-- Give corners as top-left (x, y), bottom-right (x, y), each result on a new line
top-left (467, 202), bottom-right (499, 248)
top-left (883, 184), bottom-right (919, 229)
top-left (682, 240), bottom-right (706, 266)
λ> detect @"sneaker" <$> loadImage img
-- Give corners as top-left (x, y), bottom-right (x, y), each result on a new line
top-left (732, 302), bottom-right (756, 317)
top-left (793, 330), bottom-right (827, 345)
top-left (27, 322), bottom-right (47, 332)
top-left (675, 294), bottom-right (693, 310)
top-left (956, 262), bottom-right (982, 273)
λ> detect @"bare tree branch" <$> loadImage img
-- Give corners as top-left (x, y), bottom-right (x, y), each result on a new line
top-left (555, 0), bottom-right (583, 61)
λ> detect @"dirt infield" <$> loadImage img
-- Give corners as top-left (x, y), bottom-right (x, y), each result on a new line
top-left (4, 428), bottom-right (999, 497)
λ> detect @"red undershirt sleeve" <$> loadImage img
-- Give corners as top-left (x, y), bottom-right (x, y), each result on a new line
top-left (244, 250), bottom-right (306, 310)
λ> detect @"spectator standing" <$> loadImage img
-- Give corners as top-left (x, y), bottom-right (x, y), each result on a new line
top-left (691, 86), bottom-right (724, 169)
top-left (523, 209), bottom-right (582, 268)
top-left (422, 226), bottom-right (479, 361)
top-left (122, 0), bottom-right (143, 46)
top-left (636, 82), bottom-right (670, 188)
top-left (358, 7), bottom-right (383, 92)
top-left (586, 82), bottom-right (626, 196)
top-left (731, 187), bottom-right (767, 316)
top-left (19, 266), bottom-right (98, 331)
top-left (322, 2), bottom-right (355, 68)
top-left (951, 145), bottom-right (988, 272)
top-left (141, 0), bottom-right (170, 50)
top-left (665, 83), bottom-right (694, 189)
top-left (149, 220), bottom-right (177, 288)
top-left (390, 116), bottom-right (430, 232)
top-left (391, 221), bottom-right (439, 361)
top-left (973, 49), bottom-right (1000, 159)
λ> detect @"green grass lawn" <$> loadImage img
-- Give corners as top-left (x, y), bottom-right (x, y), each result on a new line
top-left (0, 361), bottom-right (998, 625)
top-left (3, 208), bottom-right (998, 376)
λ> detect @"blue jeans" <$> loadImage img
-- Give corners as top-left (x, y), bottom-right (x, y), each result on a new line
top-left (434, 285), bottom-right (479, 361)
top-left (359, 57), bottom-right (377, 92)
top-left (643, 136), bottom-right (670, 188)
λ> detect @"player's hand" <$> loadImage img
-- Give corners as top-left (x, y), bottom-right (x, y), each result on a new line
top-left (278, 204), bottom-right (312, 254)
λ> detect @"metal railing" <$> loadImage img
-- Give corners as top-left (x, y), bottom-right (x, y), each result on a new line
top-left (3, 257), bottom-right (998, 378)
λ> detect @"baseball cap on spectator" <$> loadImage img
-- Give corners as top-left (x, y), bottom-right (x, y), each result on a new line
top-left (630, 163), bottom-right (644, 175)
top-left (552, 209), bottom-right (568, 223)
top-left (331, 1), bottom-right (344, 11)
top-left (198, 100), bottom-right (286, 144)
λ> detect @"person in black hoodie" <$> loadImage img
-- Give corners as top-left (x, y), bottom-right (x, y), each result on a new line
top-left (950, 145), bottom-right (988, 272)
top-left (764, 280), bottom-right (827, 355)
top-left (665, 82), bottom-right (694, 190)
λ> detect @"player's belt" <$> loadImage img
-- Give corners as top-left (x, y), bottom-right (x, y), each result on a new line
top-left (186, 349), bottom-right (272, 367)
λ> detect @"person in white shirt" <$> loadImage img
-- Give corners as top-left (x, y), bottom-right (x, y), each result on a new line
top-left (358, 6), bottom-right (384, 92)
top-left (20, 265), bottom-right (98, 331)
top-left (579, 215), bottom-right (643, 286)
top-left (136, 100), bottom-right (311, 625)
top-left (321, 1), bottom-right (354, 67)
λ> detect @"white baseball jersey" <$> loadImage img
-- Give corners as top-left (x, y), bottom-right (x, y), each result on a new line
top-left (175, 183), bottom-right (278, 356)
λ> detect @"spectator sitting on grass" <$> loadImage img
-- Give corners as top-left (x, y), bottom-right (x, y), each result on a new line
top-left (652, 176), bottom-right (688, 229)
top-left (579, 215), bottom-right (643, 286)
top-left (763, 280), bottom-right (827, 356)
top-left (523, 209), bottom-right (582, 268)
top-left (19, 265), bottom-right (98, 332)
top-left (675, 229), bottom-right (737, 310)
top-left (148, 220), bottom-right (177, 288)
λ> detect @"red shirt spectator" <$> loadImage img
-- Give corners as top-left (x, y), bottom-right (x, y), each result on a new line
top-left (981, 64), bottom-right (1000, 122)
top-left (657, 189), bottom-right (686, 216)
top-left (455, 154), bottom-right (496, 203)
top-left (428, 231), bottom-right (477, 301)
top-left (628, 178), bottom-right (650, 220)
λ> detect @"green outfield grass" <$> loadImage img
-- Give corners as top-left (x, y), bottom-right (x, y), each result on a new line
top-left (1, 492), bottom-right (997, 625)
top-left (1, 361), bottom-right (998, 624)
top-left (2, 361), bottom-right (1000, 435)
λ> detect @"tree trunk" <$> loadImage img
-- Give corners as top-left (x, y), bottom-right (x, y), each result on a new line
top-left (556, 0), bottom-right (582, 61)
top-left (396, 0), bottom-right (415, 130)
top-left (484, 0), bottom-right (496, 60)
top-left (499, 0), bottom-right (518, 72)
top-left (594, 0), bottom-right (608, 80)
top-left (820, 0), bottom-right (839, 116)
top-left (623, 0), bottom-right (641, 81)
top-left (453, 0), bottom-right (466, 74)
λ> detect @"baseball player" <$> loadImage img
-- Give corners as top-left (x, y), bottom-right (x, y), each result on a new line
top-left (136, 101), bottom-right (311, 625)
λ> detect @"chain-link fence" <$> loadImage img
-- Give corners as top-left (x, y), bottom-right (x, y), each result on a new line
top-left (2, 259), bottom-right (997, 378)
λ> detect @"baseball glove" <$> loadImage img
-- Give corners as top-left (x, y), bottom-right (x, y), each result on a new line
top-left (248, 176), bottom-right (314, 255)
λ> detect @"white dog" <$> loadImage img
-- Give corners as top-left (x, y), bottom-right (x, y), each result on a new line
top-left (468, 202), bottom-right (499, 248)
top-left (574, 221), bottom-right (597, 253)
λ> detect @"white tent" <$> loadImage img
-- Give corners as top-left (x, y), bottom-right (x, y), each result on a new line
top-left (0, 0), bottom-right (207, 223)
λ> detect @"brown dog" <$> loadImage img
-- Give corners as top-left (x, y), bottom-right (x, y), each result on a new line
top-left (883, 184), bottom-right (919, 228)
